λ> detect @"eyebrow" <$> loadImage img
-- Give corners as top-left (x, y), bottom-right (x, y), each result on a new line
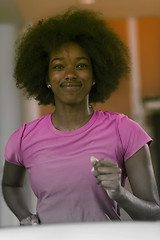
top-left (50, 57), bottom-right (90, 63)
top-left (50, 57), bottom-right (64, 63)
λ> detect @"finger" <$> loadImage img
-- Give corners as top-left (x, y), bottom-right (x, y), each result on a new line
top-left (96, 178), bottom-right (101, 185)
top-left (99, 180), bottom-right (120, 189)
top-left (97, 166), bottom-right (121, 175)
top-left (99, 158), bottom-right (118, 167)
top-left (97, 173), bottom-right (120, 181)
top-left (90, 156), bottom-right (99, 166)
top-left (93, 169), bottom-right (99, 177)
top-left (90, 156), bottom-right (100, 172)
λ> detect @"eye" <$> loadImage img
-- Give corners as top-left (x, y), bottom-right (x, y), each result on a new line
top-left (76, 63), bottom-right (88, 69)
top-left (52, 64), bottom-right (64, 70)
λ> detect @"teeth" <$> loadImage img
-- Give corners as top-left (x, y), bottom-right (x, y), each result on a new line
top-left (61, 82), bottom-right (81, 87)
top-left (66, 85), bottom-right (80, 87)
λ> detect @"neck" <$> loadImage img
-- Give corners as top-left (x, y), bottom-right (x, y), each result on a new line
top-left (51, 103), bottom-right (94, 131)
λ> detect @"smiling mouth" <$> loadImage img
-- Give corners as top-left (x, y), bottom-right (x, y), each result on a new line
top-left (60, 82), bottom-right (82, 88)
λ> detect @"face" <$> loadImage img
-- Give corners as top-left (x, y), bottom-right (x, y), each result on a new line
top-left (47, 42), bottom-right (94, 106)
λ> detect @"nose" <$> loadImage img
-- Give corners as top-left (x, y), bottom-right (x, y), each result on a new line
top-left (65, 65), bottom-right (77, 80)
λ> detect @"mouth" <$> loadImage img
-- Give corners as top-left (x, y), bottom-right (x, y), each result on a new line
top-left (60, 82), bottom-right (82, 90)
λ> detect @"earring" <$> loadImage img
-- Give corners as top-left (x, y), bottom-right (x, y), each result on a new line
top-left (47, 84), bottom-right (51, 88)
top-left (92, 81), bottom-right (95, 86)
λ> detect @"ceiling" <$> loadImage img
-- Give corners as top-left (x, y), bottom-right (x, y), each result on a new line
top-left (0, 0), bottom-right (160, 23)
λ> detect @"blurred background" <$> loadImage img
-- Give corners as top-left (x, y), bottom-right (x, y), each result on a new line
top-left (0, 0), bottom-right (160, 227)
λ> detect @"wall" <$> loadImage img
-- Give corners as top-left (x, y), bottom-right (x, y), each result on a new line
top-left (138, 17), bottom-right (160, 98)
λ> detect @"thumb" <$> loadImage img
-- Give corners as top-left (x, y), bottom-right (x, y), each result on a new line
top-left (90, 156), bottom-right (99, 172)
top-left (90, 156), bottom-right (99, 166)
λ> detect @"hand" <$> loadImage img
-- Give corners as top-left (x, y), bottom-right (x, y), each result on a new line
top-left (20, 214), bottom-right (40, 226)
top-left (90, 156), bottom-right (123, 200)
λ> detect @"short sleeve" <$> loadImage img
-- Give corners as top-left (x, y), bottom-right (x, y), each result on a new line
top-left (4, 123), bottom-right (26, 166)
top-left (117, 115), bottom-right (152, 162)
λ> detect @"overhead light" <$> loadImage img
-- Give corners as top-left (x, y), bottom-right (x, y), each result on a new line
top-left (80, 0), bottom-right (95, 4)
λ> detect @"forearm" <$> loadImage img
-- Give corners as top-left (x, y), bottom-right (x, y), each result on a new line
top-left (114, 187), bottom-right (160, 221)
top-left (2, 185), bottom-right (32, 221)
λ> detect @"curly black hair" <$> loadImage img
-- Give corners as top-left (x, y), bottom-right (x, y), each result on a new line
top-left (14, 8), bottom-right (130, 105)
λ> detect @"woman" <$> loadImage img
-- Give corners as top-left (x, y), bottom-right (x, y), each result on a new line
top-left (2, 8), bottom-right (160, 225)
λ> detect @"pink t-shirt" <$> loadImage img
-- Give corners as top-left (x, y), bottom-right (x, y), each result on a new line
top-left (4, 110), bottom-right (152, 223)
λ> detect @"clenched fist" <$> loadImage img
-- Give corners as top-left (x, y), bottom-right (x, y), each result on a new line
top-left (90, 156), bottom-right (123, 200)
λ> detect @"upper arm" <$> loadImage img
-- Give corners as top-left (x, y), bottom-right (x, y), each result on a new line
top-left (2, 161), bottom-right (26, 187)
top-left (125, 144), bottom-right (160, 205)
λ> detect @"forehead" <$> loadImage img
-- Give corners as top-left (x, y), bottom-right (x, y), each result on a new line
top-left (50, 42), bottom-right (90, 60)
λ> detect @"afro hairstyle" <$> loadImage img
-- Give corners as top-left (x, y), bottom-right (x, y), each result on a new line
top-left (14, 8), bottom-right (130, 105)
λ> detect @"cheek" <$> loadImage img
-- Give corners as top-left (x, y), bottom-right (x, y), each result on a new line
top-left (84, 73), bottom-right (93, 88)
top-left (49, 72), bottom-right (61, 82)
top-left (48, 66), bottom-right (65, 82)
top-left (49, 73), bottom-right (63, 88)
top-left (80, 70), bottom-right (93, 82)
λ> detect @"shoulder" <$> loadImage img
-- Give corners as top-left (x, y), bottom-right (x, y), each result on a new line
top-left (5, 114), bottom-right (51, 151)
top-left (95, 110), bottom-right (147, 128)
top-left (4, 114), bottom-right (51, 165)
top-left (5, 123), bottom-right (26, 156)
top-left (96, 110), bottom-right (126, 122)
top-left (99, 110), bottom-right (141, 127)
top-left (93, 110), bottom-right (130, 134)
top-left (23, 113), bottom-right (51, 135)
top-left (96, 110), bottom-right (151, 143)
